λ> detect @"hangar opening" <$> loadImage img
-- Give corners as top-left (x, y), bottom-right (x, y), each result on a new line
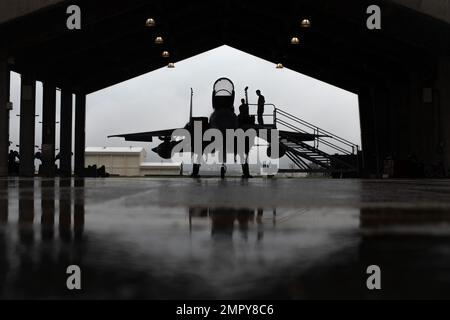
top-left (85, 45), bottom-right (361, 177)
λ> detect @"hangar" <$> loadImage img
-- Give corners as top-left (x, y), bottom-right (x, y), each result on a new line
top-left (1, 0), bottom-right (450, 178)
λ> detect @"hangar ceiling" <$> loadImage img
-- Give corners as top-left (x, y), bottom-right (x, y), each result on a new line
top-left (0, 0), bottom-right (449, 94)
top-left (390, 0), bottom-right (450, 24)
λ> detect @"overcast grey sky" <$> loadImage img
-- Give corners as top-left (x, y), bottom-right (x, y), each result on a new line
top-left (8, 45), bottom-right (360, 165)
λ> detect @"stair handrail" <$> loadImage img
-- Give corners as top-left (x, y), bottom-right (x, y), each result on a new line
top-left (276, 114), bottom-right (354, 155)
top-left (276, 108), bottom-right (358, 150)
top-left (247, 103), bottom-right (277, 123)
top-left (276, 118), bottom-right (351, 155)
top-left (245, 103), bottom-right (359, 155)
top-left (275, 108), bottom-right (359, 155)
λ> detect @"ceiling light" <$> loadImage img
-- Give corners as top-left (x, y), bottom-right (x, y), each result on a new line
top-left (162, 51), bottom-right (170, 58)
top-left (276, 63), bottom-right (284, 69)
top-left (145, 18), bottom-right (156, 27)
top-left (168, 62), bottom-right (175, 68)
top-left (291, 37), bottom-right (300, 45)
top-left (301, 19), bottom-right (311, 28)
top-left (155, 36), bottom-right (164, 44)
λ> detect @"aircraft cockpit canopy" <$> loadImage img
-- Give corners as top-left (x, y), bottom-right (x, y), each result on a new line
top-left (212, 77), bottom-right (235, 110)
top-left (214, 78), bottom-right (234, 96)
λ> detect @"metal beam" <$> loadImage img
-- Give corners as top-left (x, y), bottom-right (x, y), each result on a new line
top-left (0, 0), bottom-right (64, 24)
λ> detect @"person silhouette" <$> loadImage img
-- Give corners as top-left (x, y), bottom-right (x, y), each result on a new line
top-left (256, 90), bottom-right (265, 125)
top-left (8, 150), bottom-right (20, 175)
top-left (238, 98), bottom-right (249, 126)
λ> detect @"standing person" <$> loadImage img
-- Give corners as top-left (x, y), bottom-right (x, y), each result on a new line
top-left (238, 98), bottom-right (250, 126)
top-left (256, 90), bottom-right (265, 125)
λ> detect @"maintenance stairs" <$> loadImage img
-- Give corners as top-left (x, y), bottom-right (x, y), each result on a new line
top-left (251, 104), bottom-right (361, 177)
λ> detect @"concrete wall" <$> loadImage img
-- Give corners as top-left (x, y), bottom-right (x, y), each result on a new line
top-left (0, 0), bottom-right (64, 24)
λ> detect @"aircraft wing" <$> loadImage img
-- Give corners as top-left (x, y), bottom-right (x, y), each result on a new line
top-left (279, 130), bottom-right (328, 142)
top-left (108, 128), bottom-right (180, 142)
top-left (109, 128), bottom-right (327, 143)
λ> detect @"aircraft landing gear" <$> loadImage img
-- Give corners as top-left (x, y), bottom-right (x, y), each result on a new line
top-left (191, 164), bottom-right (200, 178)
top-left (220, 164), bottom-right (227, 179)
top-left (241, 163), bottom-right (253, 179)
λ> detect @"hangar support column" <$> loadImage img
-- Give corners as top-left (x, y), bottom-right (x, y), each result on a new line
top-left (59, 90), bottom-right (72, 177)
top-left (74, 93), bottom-right (86, 177)
top-left (41, 81), bottom-right (57, 177)
top-left (361, 65), bottom-right (448, 178)
top-left (400, 68), bottom-right (445, 177)
top-left (19, 74), bottom-right (36, 177)
top-left (359, 82), bottom-right (403, 178)
top-left (358, 87), bottom-right (382, 178)
top-left (0, 58), bottom-right (9, 177)
top-left (388, 79), bottom-right (412, 161)
top-left (436, 57), bottom-right (450, 176)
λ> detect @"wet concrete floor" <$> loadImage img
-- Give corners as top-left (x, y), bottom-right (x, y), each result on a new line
top-left (1, 177), bottom-right (450, 299)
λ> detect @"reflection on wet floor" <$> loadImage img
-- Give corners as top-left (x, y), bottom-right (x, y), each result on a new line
top-left (0, 180), bottom-right (6, 224)
top-left (360, 207), bottom-right (450, 229)
top-left (189, 207), bottom-right (276, 242)
top-left (41, 180), bottom-right (55, 241)
top-left (1, 178), bottom-right (450, 299)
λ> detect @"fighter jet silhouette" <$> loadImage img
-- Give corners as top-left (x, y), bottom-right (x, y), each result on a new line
top-left (109, 78), bottom-right (320, 178)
